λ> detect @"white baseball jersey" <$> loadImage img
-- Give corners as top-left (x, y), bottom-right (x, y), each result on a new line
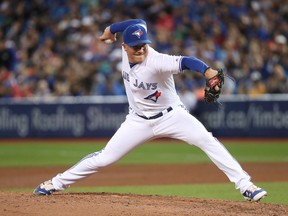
top-left (122, 46), bottom-right (183, 117)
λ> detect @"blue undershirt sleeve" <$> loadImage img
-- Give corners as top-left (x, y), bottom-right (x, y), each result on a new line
top-left (180, 56), bottom-right (210, 74)
top-left (110, 19), bottom-right (146, 34)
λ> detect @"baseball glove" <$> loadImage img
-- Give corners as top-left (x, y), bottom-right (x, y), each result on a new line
top-left (204, 68), bottom-right (224, 103)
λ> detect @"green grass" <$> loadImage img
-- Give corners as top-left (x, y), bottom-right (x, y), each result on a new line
top-left (66, 182), bottom-right (287, 205)
top-left (1, 139), bottom-right (288, 205)
top-left (12, 182), bottom-right (288, 205)
top-left (0, 141), bottom-right (287, 167)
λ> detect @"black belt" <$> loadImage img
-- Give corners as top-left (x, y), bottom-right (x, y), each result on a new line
top-left (137, 107), bottom-right (173, 120)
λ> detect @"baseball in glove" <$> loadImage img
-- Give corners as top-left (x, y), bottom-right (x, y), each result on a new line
top-left (204, 68), bottom-right (224, 103)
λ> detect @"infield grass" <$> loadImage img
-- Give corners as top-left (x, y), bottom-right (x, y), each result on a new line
top-left (0, 140), bottom-right (288, 167)
top-left (65, 182), bottom-right (288, 205)
top-left (1, 139), bottom-right (288, 205)
top-left (11, 182), bottom-right (288, 205)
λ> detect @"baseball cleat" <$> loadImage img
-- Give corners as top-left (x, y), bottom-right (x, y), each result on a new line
top-left (33, 180), bottom-right (56, 195)
top-left (242, 185), bottom-right (267, 202)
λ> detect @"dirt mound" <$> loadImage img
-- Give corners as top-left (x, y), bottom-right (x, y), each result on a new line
top-left (1, 192), bottom-right (287, 216)
top-left (1, 162), bottom-right (288, 216)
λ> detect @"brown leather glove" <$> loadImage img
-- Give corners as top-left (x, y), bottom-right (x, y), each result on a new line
top-left (204, 69), bottom-right (224, 103)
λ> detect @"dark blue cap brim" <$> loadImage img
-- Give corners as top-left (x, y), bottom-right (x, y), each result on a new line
top-left (126, 39), bottom-right (152, 47)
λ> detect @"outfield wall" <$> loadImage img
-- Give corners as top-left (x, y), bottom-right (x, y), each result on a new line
top-left (0, 95), bottom-right (287, 138)
top-left (195, 94), bottom-right (288, 138)
top-left (0, 96), bottom-right (127, 138)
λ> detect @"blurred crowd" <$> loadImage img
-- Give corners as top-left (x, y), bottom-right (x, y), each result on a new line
top-left (0, 0), bottom-right (287, 108)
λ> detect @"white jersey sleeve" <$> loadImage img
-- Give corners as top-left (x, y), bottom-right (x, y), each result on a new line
top-left (148, 48), bottom-right (183, 75)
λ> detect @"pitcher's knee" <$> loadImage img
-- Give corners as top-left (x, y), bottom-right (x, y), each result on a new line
top-left (97, 157), bottom-right (116, 167)
top-left (91, 152), bottom-right (119, 168)
top-left (190, 133), bottom-right (217, 148)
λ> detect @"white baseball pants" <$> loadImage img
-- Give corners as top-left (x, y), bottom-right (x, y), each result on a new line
top-left (52, 105), bottom-right (253, 193)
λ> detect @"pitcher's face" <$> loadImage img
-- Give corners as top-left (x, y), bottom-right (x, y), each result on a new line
top-left (123, 43), bottom-right (148, 64)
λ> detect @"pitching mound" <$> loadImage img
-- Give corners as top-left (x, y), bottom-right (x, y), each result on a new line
top-left (1, 192), bottom-right (287, 216)
top-left (1, 162), bottom-right (288, 215)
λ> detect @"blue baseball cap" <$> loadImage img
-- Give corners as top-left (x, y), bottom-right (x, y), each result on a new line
top-left (123, 24), bottom-right (152, 47)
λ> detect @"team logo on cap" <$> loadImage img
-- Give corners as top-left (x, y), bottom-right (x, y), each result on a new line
top-left (132, 29), bottom-right (143, 39)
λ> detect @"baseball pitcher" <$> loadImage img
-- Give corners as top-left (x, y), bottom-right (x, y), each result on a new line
top-left (33, 19), bottom-right (267, 202)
